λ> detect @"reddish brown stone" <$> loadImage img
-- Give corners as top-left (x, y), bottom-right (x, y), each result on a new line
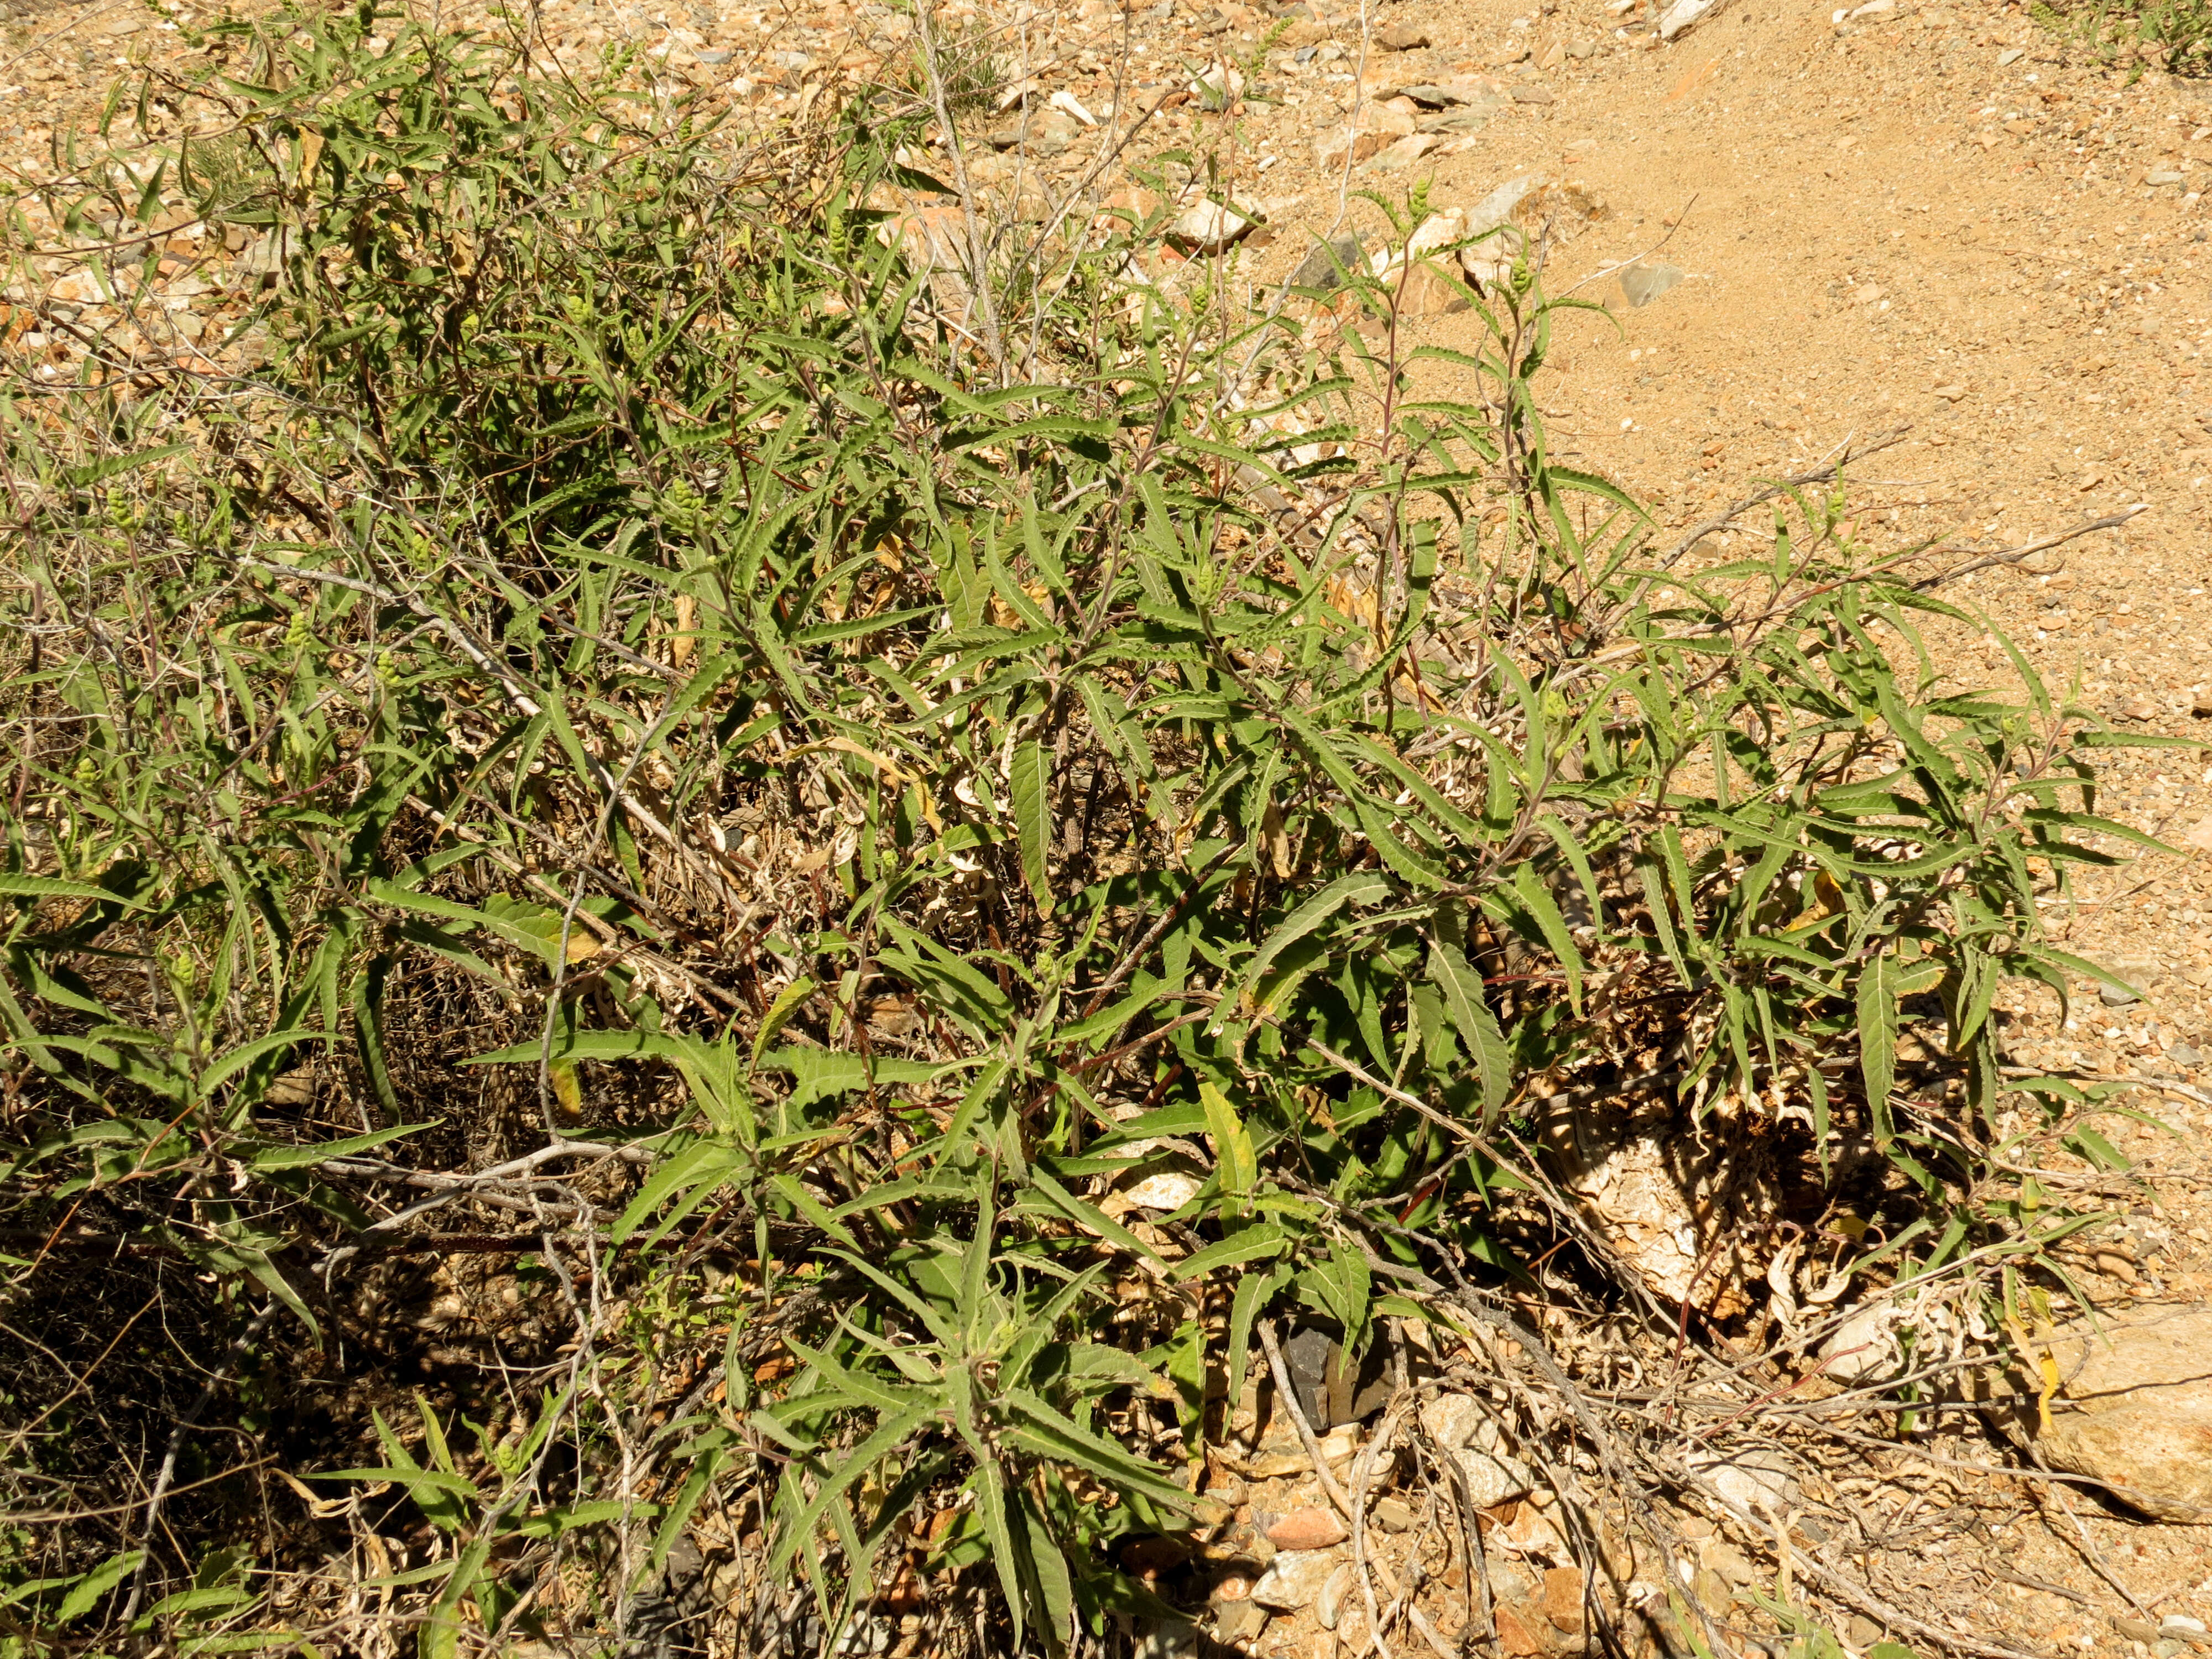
top-left (1543, 1566), bottom-right (1587, 1632)
top-left (1263, 1505), bottom-right (1348, 1551)
top-left (1494, 1602), bottom-right (1551, 1658)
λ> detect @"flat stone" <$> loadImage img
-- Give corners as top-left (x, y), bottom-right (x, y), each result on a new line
top-left (1421, 1392), bottom-right (1533, 1508)
top-left (987, 108), bottom-right (1081, 155)
top-left (1394, 260), bottom-right (1469, 315)
top-left (1363, 133), bottom-right (1441, 172)
top-left (1512, 84), bottom-right (1554, 103)
top-left (1251, 1548), bottom-right (1340, 1612)
top-left (1265, 1506), bottom-right (1348, 1551)
top-left (1167, 198), bottom-right (1256, 253)
top-left (2038, 1305), bottom-right (2212, 1521)
top-left (1316, 1562), bottom-right (1356, 1630)
top-left (1119, 1170), bottom-right (1202, 1211)
top-left (1688, 1449), bottom-right (1798, 1521)
top-left (1372, 1496), bottom-right (1415, 1531)
top-left (1658, 0), bottom-right (1716, 37)
top-left (1401, 79), bottom-right (1507, 108)
top-left (1543, 1566), bottom-right (1587, 1631)
top-left (1375, 22), bottom-right (1431, 48)
top-left (1493, 1602), bottom-right (1551, 1658)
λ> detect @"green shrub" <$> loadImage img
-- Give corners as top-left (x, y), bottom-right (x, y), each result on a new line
top-left (2033, 0), bottom-right (2212, 75)
top-left (0, 6), bottom-right (2167, 1652)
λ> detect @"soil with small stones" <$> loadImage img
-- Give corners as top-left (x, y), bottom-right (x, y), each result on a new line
top-left (11, 0), bottom-right (2212, 1651)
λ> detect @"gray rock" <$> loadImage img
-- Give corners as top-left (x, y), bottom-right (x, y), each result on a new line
top-left (1418, 108), bottom-right (1498, 133)
top-left (1467, 171), bottom-right (1545, 232)
top-left (1212, 1600), bottom-right (1264, 1643)
top-left (1998, 45), bottom-right (2027, 65)
top-left (2100, 979), bottom-right (2141, 1006)
top-left (1401, 80), bottom-right (1505, 108)
top-left (2038, 1304), bottom-right (2212, 1523)
top-left (987, 108), bottom-right (1081, 155)
top-left (1280, 1325), bottom-right (1333, 1426)
top-left (1373, 1496), bottom-right (1415, 1531)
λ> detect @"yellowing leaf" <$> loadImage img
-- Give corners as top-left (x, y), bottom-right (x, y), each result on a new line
top-left (1199, 1082), bottom-right (1258, 1209)
top-left (550, 1061), bottom-right (583, 1121)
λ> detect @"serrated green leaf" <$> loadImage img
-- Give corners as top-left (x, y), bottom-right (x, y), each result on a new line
top-left (1012, 740), bottom-right (1053, 914)
top-left (1427, 938), bottom-right (1510, 1121)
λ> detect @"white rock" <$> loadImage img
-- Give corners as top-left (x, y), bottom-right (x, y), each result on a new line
top-left (1467, 171), bottom-right (1545, 234)
top-left (1119, 1170), bottom-right (1202, 1211)
top-left (1420, 1392), bottom-right (1533, 1508)
top-left (1317, 1562), bottom-right (1356, 1630)
top-left (1657, 0), bottom-right (1714, 39)
top-left (1167, 199), bottom-right (1255, 253)
top-left (1406, 207), bottom-right (1469, 261)
top-left (1818, 1301), bottom-right (1897, 1381)
top-left (1251, 1548), bottom-right (1340, 1611)
top-left (1688, 1451), bottom-right (1798, 1522)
